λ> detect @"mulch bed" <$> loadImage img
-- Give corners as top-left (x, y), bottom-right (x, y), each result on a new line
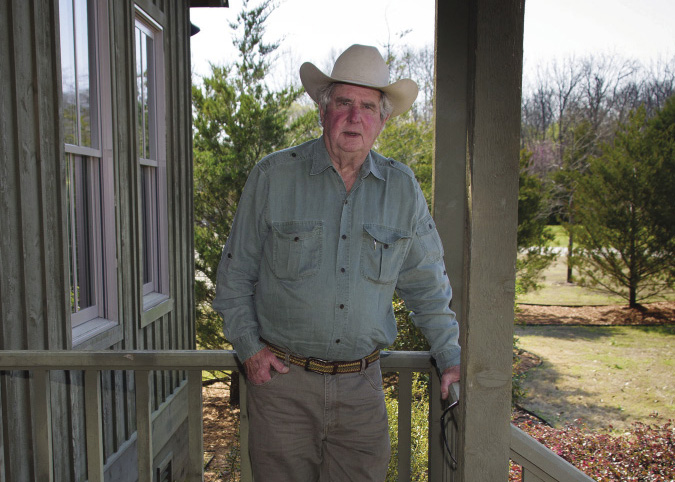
top-left (516, 301), bottom-right (675, 326)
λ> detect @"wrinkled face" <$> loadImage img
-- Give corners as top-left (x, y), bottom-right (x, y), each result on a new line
top-left (320, 83), bottom-right (389, 159)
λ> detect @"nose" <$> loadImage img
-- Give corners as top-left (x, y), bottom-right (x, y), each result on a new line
top-left (347, 105), bottom-right (361, 123)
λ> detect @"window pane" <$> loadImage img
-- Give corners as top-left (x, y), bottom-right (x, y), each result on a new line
top-left (59, 0), bottom-right (77, 144)
top-left (74, 0), bottom-right (92, 147)
top-left (136, 26), bottom-right (145, 159)
top-left (67, 155), bottom-right (96, 313)
top-left (144, 35), bottom-right (154, 160)
top-left (141, 166), bottom-right (157, 287)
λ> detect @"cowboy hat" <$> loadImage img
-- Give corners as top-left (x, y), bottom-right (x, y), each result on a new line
top-left (299, 44), bottom-right (419, 117)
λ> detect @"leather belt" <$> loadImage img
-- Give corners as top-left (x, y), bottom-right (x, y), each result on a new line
top-left (262, 339), bottom-right (380, 375)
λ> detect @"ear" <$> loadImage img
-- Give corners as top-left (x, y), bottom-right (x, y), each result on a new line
top-left (379, 114), bottom-right (390, 134)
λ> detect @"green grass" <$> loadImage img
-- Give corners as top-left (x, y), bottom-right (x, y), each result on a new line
top-left (518, 258), bottom-right (627, 305)
top-left (547, 224), bottom-right (568, 248)
top-left (518, 257), bottom-right (675, 305)
top-left (515, 324), bottom-right (675, 431)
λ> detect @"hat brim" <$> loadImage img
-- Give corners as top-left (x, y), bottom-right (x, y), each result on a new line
top-left (299, 62), bottom-right (419, 118)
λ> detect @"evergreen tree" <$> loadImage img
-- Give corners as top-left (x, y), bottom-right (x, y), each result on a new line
top-left (643, 95), bottom-right (675, 277)
top-left (571, 103), bottom-right (675, 307)
top-left (517, 149), bottom-right (556, 294)
top-left (192, 0), bottom-right (315, 350)
top-left (376, 112), bottom-right (433, 208)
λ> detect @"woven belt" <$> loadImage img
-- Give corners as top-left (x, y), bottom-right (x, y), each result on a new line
top-left (262, 339), bottom-right (380, 375)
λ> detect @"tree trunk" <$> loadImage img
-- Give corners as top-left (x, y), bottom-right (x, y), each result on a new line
top-left (567, 231), bottom-right (574, 283)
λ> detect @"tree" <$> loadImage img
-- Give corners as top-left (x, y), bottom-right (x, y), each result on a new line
top-left (375, 111), bottom-right (433, 208)
top-left (571, 103), bottom-right (675, 307)
top-left (192, 0), bottom-right (316, 350)
top-left (642, 95), bottom-right (675, 278)
top-left (517, 149), bottom-right (556, 294)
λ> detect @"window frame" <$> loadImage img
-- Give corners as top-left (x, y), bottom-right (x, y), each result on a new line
top-left (59, 0), bottom-right (119, 348)
top-left (134, 7), bottom-right (170, 322)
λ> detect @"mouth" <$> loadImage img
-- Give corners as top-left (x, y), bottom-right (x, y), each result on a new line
top-left (343, 131), bottom-right (362, 138)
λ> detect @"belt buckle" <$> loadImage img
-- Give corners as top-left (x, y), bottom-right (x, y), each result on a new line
top-left (305, 357), bottom-right (337, 375)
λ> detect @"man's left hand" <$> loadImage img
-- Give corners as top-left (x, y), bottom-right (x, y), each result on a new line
top-left (441, 365), bottom-right (460, 400)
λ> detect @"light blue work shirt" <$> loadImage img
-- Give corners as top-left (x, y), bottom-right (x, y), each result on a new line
top-left (212, 137), bottom-right (461, 371)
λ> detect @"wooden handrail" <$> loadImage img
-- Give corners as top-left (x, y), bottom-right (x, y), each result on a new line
top-left (0, 350), bottom-right (594, 481)
top-left (510, 425), bottom-right (596, 481)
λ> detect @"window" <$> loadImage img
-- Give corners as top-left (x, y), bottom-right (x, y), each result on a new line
top-left (135, 11), bottom-right (169, 313)
top-left (60, 0), bottom-right (117, 344)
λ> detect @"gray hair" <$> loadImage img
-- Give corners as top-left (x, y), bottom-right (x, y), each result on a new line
top-left (317, 82), bottom-right (393, 122)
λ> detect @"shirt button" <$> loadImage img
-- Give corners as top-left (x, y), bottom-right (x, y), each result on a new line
top-left (339, 304), bottom-right (345, 309)
top-left (294, 236), bottom-right (300, 242)
top-left (335, 339), bottom-right (341, 344)
top-left (344, 200), bottom-right (348, 205)
top-left (341, 234), bottom-right (347, 240)
top-left (383, 244), bottom-right (389, 249)
top-left (340, 267), bottom-right (346, 273)
top-left (227, 253), bottom-right (232, 258)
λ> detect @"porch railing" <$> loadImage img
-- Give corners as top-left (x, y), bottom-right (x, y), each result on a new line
top-left (0, 350), bottom-right (592, 481)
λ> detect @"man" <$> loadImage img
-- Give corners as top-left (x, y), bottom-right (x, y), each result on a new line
top-left (213, 44), bottom-right (460, 481)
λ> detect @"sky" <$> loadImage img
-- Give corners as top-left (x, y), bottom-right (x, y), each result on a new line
top-left (189, 0), bottom-right (675, 86)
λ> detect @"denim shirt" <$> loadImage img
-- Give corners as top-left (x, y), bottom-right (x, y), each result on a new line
top-left (212, 137), bottom-right (461, 371)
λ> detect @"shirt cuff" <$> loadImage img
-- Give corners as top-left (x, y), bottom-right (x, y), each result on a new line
top-left (433, 346), bottom-right (461, 372)
top-left (231, 332), bottom-right (266, 362)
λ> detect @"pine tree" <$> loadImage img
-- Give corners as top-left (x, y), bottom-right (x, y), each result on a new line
top-left (571, 103), bottom-right (675, 307)
top-left (192, 0), bottom-right (316, 350)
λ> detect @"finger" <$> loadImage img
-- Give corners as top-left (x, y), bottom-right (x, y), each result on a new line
top-left (269, 354), bottom-right (289, 373)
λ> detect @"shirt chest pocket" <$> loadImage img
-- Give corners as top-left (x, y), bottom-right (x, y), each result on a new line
top-left (360, 224), bottom-right (411, 285)
top-left (269, 221), bottom-right (323, 280)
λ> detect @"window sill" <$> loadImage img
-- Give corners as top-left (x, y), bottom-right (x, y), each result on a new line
top-left (141, 294), bottom-right (174, 328)
top-left (73, 318), bottom-right (122, 349)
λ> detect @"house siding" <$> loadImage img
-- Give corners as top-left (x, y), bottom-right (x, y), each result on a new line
top-left (0, 0), bottom-right (196, 480)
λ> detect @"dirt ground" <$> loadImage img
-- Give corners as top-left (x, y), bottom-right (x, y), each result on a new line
top-left (202, 382), bottom-right (239, 481)
top-left (201, 301), bottom-right (675, 479)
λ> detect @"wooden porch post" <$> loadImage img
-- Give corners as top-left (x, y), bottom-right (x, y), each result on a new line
top-left (433, 0), bottom-right (525, 480)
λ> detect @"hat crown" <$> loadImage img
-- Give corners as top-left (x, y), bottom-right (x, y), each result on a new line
top-left (299, 44), bottom-right (418, 117)
top-left (330, 45), bottom-right (390, 88)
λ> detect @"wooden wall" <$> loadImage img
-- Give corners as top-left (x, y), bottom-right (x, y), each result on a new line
top-left (0, 0), bottom-right (196, 480)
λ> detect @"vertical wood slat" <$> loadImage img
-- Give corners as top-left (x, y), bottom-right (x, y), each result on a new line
top-left (84, 370), bottom-right (104, 482)
top-left (32, 370), bottom-right (53, 482)
top-left (135, 370), bottom-right (153, 482)
top-left (187, 370), bottom-right (203, 480)
top-left (428, 369), bottom-right (449, 480)
top-left (522, 468), bottom-right (546, 482)
top-left (239, 371), bottom-right (253, 482)
top-left (397, 370), bottom-right (413, 482)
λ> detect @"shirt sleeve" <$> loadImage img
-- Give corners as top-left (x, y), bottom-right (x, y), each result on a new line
top-left (395, 182), bottom-right (461, 372)
top-left (212, 164), bottom-right (270, 362)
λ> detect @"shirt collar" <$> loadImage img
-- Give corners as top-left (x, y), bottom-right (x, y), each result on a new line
top-left (310, 136), bottom-right (385, 182)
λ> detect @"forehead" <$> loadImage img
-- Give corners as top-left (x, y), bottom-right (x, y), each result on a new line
top-left (331, 83), bottom-right (382, 104)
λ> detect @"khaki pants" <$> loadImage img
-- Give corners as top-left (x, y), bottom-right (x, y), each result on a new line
top-left (246, 359), bottom-right (390, 481)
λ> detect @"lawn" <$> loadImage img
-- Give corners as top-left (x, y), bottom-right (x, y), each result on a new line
top-left (515, 324), bottom-right (675, 430)
top-left (512, 256), bottom-right (675, 480)
top-left (521, 226), bottom-right (675, 305)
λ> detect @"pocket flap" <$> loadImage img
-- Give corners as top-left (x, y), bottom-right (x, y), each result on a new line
top-left (363, 224), bottom-right (410, 245)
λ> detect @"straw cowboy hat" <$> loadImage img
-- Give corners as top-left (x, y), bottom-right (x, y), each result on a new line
top-left (299, 44), bottom-right (419, 117)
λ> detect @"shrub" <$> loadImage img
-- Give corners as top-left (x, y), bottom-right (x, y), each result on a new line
top-left (386, 373), bottom-right (430, 481)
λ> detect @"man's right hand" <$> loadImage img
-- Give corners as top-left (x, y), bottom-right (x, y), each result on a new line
top-left (244, 346), bottom-right (290, 385)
